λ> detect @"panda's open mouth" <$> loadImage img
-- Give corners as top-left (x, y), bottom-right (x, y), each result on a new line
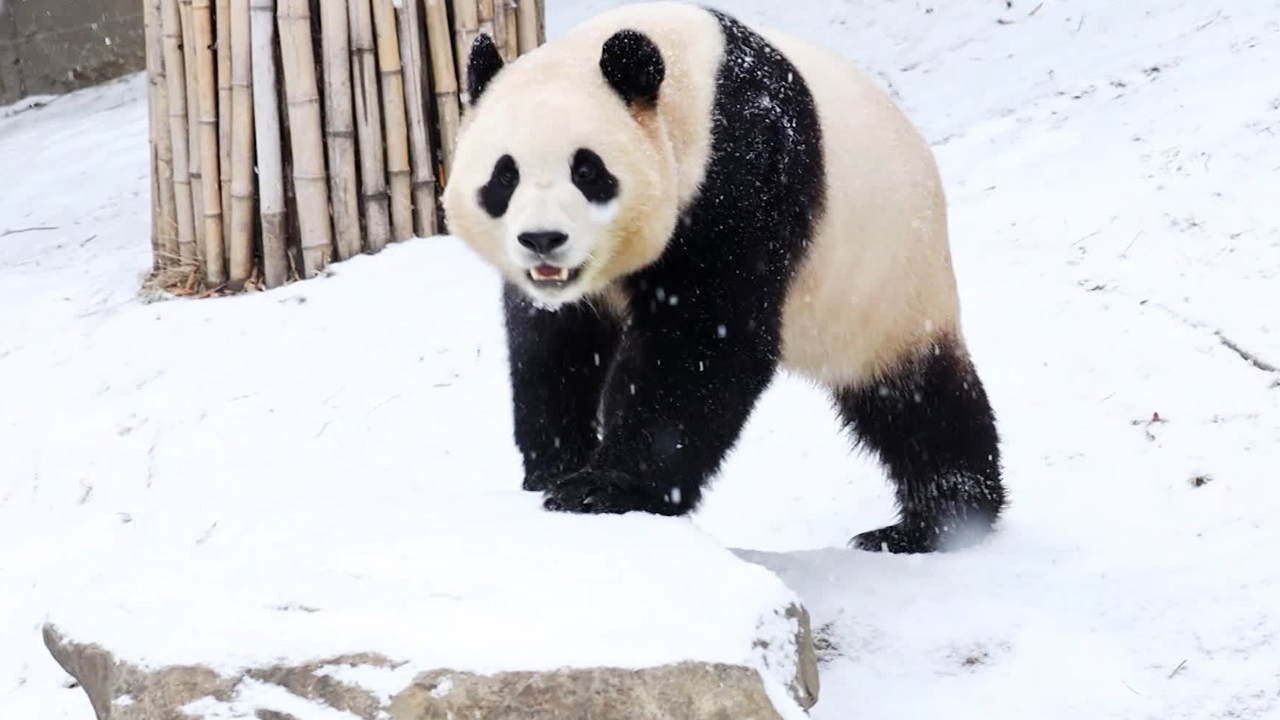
top-left (528, 263), bottom-right (583, 287)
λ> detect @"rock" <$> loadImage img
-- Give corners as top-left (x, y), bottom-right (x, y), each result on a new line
top-left (393, 663), bottom-right (792, 720)
top-left (41, 510), bottom-right (819, 719)
top-left (45, 623), bottom-right (817, 720)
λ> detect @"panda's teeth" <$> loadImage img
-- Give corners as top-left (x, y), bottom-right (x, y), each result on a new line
top-left (530, 265), bottom-right (572, 283)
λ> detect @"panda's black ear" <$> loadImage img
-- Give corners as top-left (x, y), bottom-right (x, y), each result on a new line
top-left (467, 33), bottom-right (504, 105)
top-left (600, 29), bottom-right (665, 108)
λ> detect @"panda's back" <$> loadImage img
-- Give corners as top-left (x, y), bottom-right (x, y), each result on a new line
top-left (757, 26), bottom-right (963, 386)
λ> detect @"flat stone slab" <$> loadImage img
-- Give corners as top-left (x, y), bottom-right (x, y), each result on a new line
top-left (43, 505), bottom-right (818, 719)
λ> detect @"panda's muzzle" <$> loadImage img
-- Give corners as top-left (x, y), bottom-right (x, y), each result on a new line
top-left (518, 231), bottom-right (582, 287)
top-left (518, 230), bottom-right (568, 254)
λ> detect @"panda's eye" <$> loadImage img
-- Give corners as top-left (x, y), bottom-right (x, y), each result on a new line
top-left (479, 154), bottom-right (520, 218)
top-left (570, 148), bottom-right (617, 204)
top-left (490, 154), bottom-right (519, 188)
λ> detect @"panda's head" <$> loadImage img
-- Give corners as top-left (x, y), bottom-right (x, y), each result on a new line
top-left (442, 29), bottom-right (678, 309)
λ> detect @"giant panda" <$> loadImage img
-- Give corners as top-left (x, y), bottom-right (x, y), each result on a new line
top-left (441, 1), bottom-right (1007, 553)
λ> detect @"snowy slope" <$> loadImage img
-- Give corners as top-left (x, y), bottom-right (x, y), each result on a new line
top-left (3, 1), bottom-right (1279, 719)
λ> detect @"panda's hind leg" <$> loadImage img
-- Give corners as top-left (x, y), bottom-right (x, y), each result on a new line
top-left (834, 334), bottom-right (1006, 553)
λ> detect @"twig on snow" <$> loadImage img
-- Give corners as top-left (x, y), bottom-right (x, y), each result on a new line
top-left (1119, 231), bottom-right (1143, 257)
top-left (1, 225), bottom-right (58, 237)
top-left (1167, 659), bottom-right (1188, 679)
top-left (1215, 331), bottom-right (1279, 373)
top-left (195, 521), bottom-right (218, 545)
top-left (366, 394), bottom-right (402, 419)
top-left (314, 418), bottom-right (333, 438)
top-left (1195, 12), bottom-right (1222, 32)
top-left (1073, 230), bottom-right (1100, 246)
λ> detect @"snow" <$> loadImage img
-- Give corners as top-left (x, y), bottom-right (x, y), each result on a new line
top-left (183, 679), bottom-right (366, 720)
top-left (44, 493), bottom-right (805, 682)
top-left (2, 1), bottom-right (1278, 719)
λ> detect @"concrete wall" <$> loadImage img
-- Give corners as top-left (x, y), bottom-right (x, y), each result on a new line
top-left (0, 0), bottom-right (145, 106)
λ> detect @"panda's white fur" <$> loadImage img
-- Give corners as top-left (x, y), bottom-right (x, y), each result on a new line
top-left (444, 4), bottom-right (720, 313)
top-left (443, 1), bottom-right (960, 389)
top-left (762, 27), bottom-right (961, 386)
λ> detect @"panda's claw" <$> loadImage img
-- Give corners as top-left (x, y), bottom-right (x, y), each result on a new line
top-left (521, 471), bottom-right (563, 492)
top-left (850, 516), bottom-right (995, 554)
top-left (849, 523), bottom-right (934, 554)
top-left (541, 469), bottom-right (682, 516)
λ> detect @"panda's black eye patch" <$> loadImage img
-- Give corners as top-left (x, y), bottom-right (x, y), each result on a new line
top-left (479, 154), bottom-right (519, 218)
top-left (570, 148), bottom-right (617, 204)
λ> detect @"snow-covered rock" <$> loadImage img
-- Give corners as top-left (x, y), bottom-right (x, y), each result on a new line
top-left (44, 633), bottom-right (808, 720)
top-left (41, 510), bottom-right (818, 719)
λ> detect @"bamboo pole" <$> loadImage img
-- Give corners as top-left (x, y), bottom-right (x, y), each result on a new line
top-left (149, 162), bottom-right (161, 269)
top-left (163, 0), bottom-right (197, 266)
top-left (477, 0), bottom-right (496, 48)
top-left (148, 0), bottom-right (547, 288)
top-left (277, 0), bottom-right (334, 277)
top-left (145, 0), bottom-right (161, 266)
top-left (371, 0), bottom-right (413, 242)
top-left (318, 0), bottom-right (362, 260)
top-left (451, 0), bottom-right (479, 105)
top-left (537, 0), bottom-right (545, 44)
top-left (423, 0), bottom-right (459, 180)
top-left (516, 0), bottom-right (539, 54)
top-left (491, 0), bottom-right (509, 62)
top-left (179, 0), bottom-right (206, 264)
top-left (249, 0), bottom-right (288, 288)
top-left (193, 0), bottom-right (226, 284)
top-left (146, 0), bottom-right (180, 267)
top-left (397, 0), bottom-right (437, 237)
top-left (348, 0), bottom-right (391, 252)
top-left (227, 0), bottom-right (255, 284)
top-left (216, 0), bottom-right (233, 250)
top-left (502, 0), bottom-right (519, 61)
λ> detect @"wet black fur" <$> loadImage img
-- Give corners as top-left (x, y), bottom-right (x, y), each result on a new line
top-left (835, 337), bottom-right (1006, 552)
top-left (466, 33), bottom-right (504, 104)
top-left (505, 284), bottom-right (622, 491)
top-left (599, 29), bottom-right (665, 107)
top-left (499, 9), bottom-right (1006, 552)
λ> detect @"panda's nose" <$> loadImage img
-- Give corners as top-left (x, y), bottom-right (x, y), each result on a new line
top-left (517, 230), bottom-right (568, 255)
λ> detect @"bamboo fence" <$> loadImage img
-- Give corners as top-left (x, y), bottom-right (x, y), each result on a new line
top-left (143, 0), bottom-right (546, 295)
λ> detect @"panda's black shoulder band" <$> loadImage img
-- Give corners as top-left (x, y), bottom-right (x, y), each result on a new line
top-left (600, 29), bottom-right (665, 108)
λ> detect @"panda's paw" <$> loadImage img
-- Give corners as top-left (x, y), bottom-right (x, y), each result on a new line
top-left (848, 523), bottom-right (935, 554)
top-left (521, 470), bottom-right (563, 492)
top-left (850, 516), bottom-right (994, 554)
top-left (522, 461), bottom-right (589, 492)
top-left (542, 469), bottom-right (684, 516)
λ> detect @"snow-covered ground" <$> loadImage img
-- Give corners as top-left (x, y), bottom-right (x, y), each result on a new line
top-left (2, 0), bottom-right (1277, 718)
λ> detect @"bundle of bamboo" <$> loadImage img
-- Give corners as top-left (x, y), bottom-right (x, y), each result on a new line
top-left (143, 0), bottom-right (546, 295)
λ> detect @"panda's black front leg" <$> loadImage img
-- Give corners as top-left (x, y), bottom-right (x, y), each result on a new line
top-left (503, 284), bottom-right (621, 492)
top-left (542, 305), bottom-right (779, 516)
